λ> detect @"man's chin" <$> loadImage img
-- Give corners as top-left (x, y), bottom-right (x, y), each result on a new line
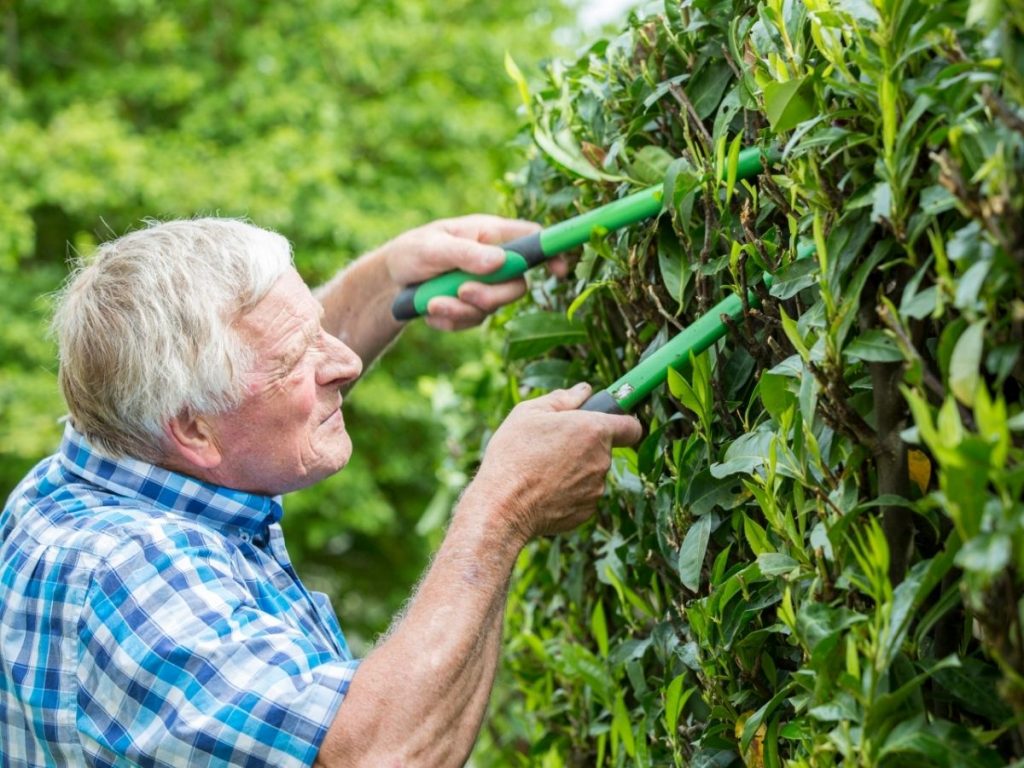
top-left (324, 431), bottom-right (354, 476)
top-left (281, 434), bottom-right (354, 494)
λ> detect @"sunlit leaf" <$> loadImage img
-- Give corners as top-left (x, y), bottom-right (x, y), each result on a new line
top-left (763, 76), bottom-right (816, 133)
top-left (949, 320), bottom-right (987, 405)
top-left (678, 514), bottom-right (713, 592)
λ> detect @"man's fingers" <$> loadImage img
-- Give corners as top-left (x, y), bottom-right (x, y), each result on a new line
top-left (421, 219), bottom-right (540, 279)
top-left (422, 277), bottom-right (525, 329)
top-left (425, 232), bottom-right (508, 277)
top-left (547, 256), bottom-right (570, 279)
top-left (521, 385), bottom-right (643, 444)
top-left (393, 229), bottom-right (501, 284)
top-left (441, 214), bottom-right (541, 245)
top-left (607, 414), bottom-right (644, 447)
top-left (425, 296), bottom-right (487, 329)
top-left (457, 279), bottom-right (527, 313)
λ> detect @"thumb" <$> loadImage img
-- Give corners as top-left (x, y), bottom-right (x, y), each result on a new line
top-left (529, 382), bottom-right (593, 412)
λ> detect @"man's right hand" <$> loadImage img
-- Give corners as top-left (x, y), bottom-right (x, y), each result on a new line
top-left (316, 383), bottom-right (640, 768)
top-left (466, 383), bottom-right (643, 545)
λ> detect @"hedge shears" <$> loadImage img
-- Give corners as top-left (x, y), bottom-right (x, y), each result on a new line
top-left (391, 145), bottom-right (814, 414)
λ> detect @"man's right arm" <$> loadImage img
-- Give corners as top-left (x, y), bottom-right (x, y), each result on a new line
top-left (313, 383), bottom-right (642, 767)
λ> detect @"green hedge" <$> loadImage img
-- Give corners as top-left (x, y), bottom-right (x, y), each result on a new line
top-left (483, 0), bottom-right (1024, 765)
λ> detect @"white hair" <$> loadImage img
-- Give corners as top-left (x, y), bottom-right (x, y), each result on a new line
top-left (52, 218), bottom-right (293, 461)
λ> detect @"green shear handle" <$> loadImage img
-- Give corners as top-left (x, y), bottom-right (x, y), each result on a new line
top-left (391, 146), bottom-right (778, 321)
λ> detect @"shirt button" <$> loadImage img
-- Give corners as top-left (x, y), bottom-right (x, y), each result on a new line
top-left (239, 531), bottom-right (251, 543)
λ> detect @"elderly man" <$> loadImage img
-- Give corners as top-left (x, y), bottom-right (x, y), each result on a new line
top-left (0, 215), bottom-right (641, 767)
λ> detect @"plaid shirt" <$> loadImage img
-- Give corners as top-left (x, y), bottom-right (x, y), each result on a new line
top-left (0, 422), bottom-right (359, 767)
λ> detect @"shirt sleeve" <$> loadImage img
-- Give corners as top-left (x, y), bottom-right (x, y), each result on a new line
top-left (75, 526), bottom-right (359, 768)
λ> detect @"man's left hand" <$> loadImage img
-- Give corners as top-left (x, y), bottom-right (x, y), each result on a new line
top-left (380, 214), bottom-right (557, 332)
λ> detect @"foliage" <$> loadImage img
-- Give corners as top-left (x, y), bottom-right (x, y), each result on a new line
top-left (0, 0), bottom-right (570, 649)
top-left (481, 0), bottom-right (1024, 764)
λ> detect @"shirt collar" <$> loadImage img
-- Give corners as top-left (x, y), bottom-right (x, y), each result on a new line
top-left (58, 421), bottom-right (283, 535)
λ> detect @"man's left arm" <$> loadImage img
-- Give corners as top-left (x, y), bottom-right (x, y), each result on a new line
top-left (314, 215), bottom-right (540, 368)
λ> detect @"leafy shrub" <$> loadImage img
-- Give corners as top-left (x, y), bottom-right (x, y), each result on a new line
top-left (482, 0), bottom-right (1024, 765)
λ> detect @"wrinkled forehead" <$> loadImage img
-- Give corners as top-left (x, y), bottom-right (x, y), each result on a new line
top-left (233, 268), bottom-right (322, 356)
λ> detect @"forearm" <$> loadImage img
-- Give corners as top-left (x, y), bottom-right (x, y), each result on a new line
top-left (315, 489), bottom-right (523, 767)
top-left (315, 248), bottom-right (404, 370)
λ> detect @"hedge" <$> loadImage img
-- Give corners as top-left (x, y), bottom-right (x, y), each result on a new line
top-left (481, 0), bottom-right (1024, 765)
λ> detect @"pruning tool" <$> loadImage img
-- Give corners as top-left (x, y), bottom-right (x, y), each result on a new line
top-left (579, 241), bottom-right (816, 414)
top-left (390, 146), bottom-right (777, 321)
top-left (391, 143), bottom-right (815, 415)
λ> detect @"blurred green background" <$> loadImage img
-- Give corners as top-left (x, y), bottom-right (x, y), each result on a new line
top-left (0, 0), bottom-right (607, 651)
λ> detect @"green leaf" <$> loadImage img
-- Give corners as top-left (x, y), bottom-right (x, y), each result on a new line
top-left (521, 359), bottom-right (573, 390)
top-left (949, 320), bottom-right (987, 405)
top-left (902, 285), bottom-right (939, 320)
top-left (590, 600), bottom-right (609, 658)
top-left (953, 259), bottom-right (990, 311)
top-left (796, 603), bottom-right (865, 662)
top-left (678, 514), bottom-right (713, 592)
top-left (871, 180), bottom-right (893, 223)
top-left (663, 673), bottom-right (692, 735)
top-left (658, 226), bottom-right (692, 305)
top-left (505, 312), bottom-right (587, 360)
top-left (556, 642), bottom-right (614, 705)
top-left (533, 124), bottom-right (623, 182)
top-left (667, 366), bottom-right (699, 412)
top-left (630, 145), bottom-right (675, 184)
top-left (566, 280), bottom-right (612, 321)
top-left (687, 60), bottom-right (733, 119)
top-left (744, 514), bottom-right (772, 555)
top-left (758, 552), bottom-right (799, 576)
top-left (724, 133), bottom-right (743, 204)
top-left (844, 330), bottom-right (903, 362)
top-left (955, 532), bottom-right (1011, 578)
top-left (612, 692), bottom-right (637, 758)
top-left (880, 715), bottom-right (1003, 767)
top-left (937, 318), bottom-right (968, 382)
top-left (710, 428), bottom-right (773, 478)
top-left (685, 470), bottom-right (750, 516)
top-left (934, 658), bottom-right (1013, 722)
top-left (763, 77), bottom-right (815, 133)
top-left (779, 307), bottom-right (811, 360)
top-left (768, 258), bottom-right (818, 300)
top-left (759, 372), bottom-right (796, 419)
top-left (643, 73), bottom-right (690, 108)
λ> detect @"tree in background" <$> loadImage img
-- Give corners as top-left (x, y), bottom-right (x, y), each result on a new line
top-left (477, 0), bottom-right (1024, 765)
top-left (0, 0), bottom-right (571, 649)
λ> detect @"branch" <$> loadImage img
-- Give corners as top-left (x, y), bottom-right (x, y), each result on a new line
top-left (668, 83), bottom-right (713, 147)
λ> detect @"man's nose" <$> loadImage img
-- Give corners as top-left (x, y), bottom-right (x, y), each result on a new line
top-left (317, 331), bottom-right (362, 387)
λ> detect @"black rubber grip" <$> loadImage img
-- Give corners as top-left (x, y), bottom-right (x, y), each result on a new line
top-left (392, 285), bottom-right (421, 321)
top-left (501, 232), bottom-right (546, 266)
top-left (579, 390), bottom-right (626, 414)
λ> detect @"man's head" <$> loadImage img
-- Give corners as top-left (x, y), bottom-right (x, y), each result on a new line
top-left (54, 218), bottom-right (362, 494)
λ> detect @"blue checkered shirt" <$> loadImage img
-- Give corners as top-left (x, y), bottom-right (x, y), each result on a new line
top-left (0, 422), bottom-right (360, 767)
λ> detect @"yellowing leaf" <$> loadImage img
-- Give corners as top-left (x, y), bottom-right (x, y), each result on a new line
top-left (907, 449), bottom-right (931, 495)
top-left (504, 51), bottom-right (533, 121)
top-left (735, 711), bottom-right (766, 768)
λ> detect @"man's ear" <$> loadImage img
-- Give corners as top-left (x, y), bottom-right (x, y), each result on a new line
top-left (165, 411), bottom-right (223, 470)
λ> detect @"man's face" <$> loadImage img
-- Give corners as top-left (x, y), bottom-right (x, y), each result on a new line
top-left (205, 268), bottom-right (363, 495)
